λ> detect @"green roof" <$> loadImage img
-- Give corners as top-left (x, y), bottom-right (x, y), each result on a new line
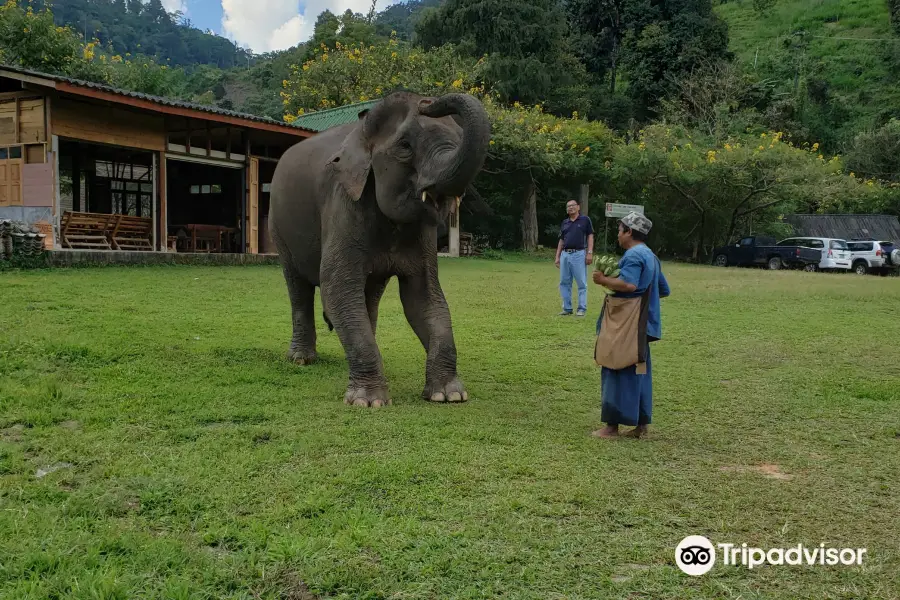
top-left (291, 100), bottom-right (381, 132)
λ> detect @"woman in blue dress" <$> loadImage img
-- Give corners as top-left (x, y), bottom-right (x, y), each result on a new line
top-left (591, 212), bottom-right (670, 439)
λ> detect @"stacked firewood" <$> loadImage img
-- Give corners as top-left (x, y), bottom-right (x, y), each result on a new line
top-left (0, 220), bottom-right (47, 261)
top-left (460, 232), bottom-right (482, 257)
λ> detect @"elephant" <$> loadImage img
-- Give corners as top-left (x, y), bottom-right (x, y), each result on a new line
top-left (268, 91), bottom-right (491, 407)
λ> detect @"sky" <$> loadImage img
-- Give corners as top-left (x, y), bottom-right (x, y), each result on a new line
top-left (181, 0), bottom-right (376, 54)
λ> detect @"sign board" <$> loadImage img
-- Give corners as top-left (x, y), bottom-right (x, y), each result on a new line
top-left (605, 203), bottom-right (644, 218)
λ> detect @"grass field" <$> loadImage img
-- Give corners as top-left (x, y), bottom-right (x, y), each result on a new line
top-left (2, 258), bottom-right (899, 599)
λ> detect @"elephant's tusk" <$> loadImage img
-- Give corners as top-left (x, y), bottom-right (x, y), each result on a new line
top-left (456, 196), bottom-right (461, 209)
top-left (422, 191), bottom-right (427, 203)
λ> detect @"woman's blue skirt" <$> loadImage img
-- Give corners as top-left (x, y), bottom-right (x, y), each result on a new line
top-left (600, 346), bottom-right (652, 426)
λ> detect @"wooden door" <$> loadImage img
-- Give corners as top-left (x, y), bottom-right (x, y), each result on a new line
top-left (249, 157), bottom-right (259, 255)
top-left (0, 155), bottom-right (22, 206)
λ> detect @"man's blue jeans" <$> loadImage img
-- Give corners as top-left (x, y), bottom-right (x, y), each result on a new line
top-left (560, 250), bottom-right (588, 313)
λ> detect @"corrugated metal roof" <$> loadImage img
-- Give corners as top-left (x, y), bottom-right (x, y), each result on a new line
top-left (784, 214), bottom-right (900, 242)
top-left (290, 100), bottom-right (381, 132)
top-left (0, 64), bottom-right (315, 133)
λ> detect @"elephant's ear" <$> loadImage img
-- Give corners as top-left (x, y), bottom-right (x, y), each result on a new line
top-left (326, 125), bottom-right (371, 202)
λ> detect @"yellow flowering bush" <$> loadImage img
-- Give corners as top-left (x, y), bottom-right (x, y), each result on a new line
top-left (281, 35), bottom-right (480, 118)
top-left (607, 124), bottom-right (884, 253)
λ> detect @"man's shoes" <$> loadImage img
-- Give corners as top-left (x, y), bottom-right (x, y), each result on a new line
top-left (558, 310), bottom-right (573, 316)
top-left (576, 309), bottom-right (586, 317)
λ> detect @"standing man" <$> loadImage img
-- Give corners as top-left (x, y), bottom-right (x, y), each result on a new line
top-left (591, 212), bottom-right (670, 439)
top-left (555, 199), bottom-right (594, 316)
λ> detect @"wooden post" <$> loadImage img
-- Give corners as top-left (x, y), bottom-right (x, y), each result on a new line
top-left (14, 97), bottom-right (20, 143)
top-left (72, 150), bottom-right (81, 212)
top-left (249, 156), bottom-right (259, 254)
top-left (158, 154), bottom-right (167, 250)
top-left (226, 127), bottom-right (231, 160)
top-left (152, 152), bottom-right (157, 250)
top-left (448, 205), bottom-right (460, 257)
top-left (186, 122), bottom-right (191, 154)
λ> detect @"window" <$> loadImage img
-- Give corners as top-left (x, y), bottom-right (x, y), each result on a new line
top-left (777, 239), bottom-right (796, 246)
top-left (190, 184), bottom-right (222, 194)
top-left (9, 146), bottom-right (21, 159)
top-left (830, 240), bottom-right (849, 250)
top-left (0, 148), bottom-right (8, 160)
top-left (848, 242), bottom-right (872, 251)
top-left (740, 237), bottom-right (753, 246)
top-left (262, 183), bottom-right (271, 193)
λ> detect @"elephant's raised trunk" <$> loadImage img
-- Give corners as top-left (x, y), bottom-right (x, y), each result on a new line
top-left (419, 93), bottom-right (491, 197)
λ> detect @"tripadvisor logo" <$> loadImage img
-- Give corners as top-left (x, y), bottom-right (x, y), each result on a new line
top-left (675, 536), bottom-right (867, 576)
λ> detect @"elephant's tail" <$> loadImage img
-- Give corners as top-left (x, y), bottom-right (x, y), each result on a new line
top-left (322, 312), bottom-right (334, 331)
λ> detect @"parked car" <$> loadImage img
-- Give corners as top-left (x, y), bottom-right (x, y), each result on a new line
top-left (711, 236), bottom-right (822, 271)
top-left (847, 240), bottom-right (900, 276)
top-left (776, 237), bottom-right (852, 272)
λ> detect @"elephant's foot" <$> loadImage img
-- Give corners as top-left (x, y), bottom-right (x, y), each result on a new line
top-left (288, 347), bottom-right (318, 365)
top-left (423, 378), bottom-right (469, 403)
top-left (344, 384), bottom-right (391, 408)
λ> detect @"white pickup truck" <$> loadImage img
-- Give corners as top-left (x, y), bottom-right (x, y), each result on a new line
top-left (848, 240), bottom-right (900, 276)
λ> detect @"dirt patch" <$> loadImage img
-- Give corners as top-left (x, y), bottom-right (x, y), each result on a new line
top-left (59, 420), bottom-right (81, 430)
top-left (719, 463), bottom-right (793, 480)
top-left (1, 424), bottom-right (26, 442)
top-left (610, 563), bottom-right (651, 583)
top-left (277, 570), bottom-right (318, 600)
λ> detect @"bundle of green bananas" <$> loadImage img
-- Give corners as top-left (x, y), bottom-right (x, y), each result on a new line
top-left (593, 254), bottom-right (620, 295)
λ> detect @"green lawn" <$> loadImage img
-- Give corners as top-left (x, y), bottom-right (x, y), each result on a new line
top-left (2, 259), bottom-right (899, 599)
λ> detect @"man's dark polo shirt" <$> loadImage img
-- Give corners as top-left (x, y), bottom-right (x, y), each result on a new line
top-left (559, 215), bottom-right (594, 250)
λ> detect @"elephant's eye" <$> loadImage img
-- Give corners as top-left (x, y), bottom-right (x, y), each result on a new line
top-left (395, 139), bottom-right (413, 160)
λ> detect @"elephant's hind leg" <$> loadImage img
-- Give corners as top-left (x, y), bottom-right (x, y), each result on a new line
top-left (283, 264), bottom-right (318, 365)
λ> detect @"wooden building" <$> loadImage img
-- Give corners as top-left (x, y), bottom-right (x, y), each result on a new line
top-left (0, 65), bottom-right (314, 254)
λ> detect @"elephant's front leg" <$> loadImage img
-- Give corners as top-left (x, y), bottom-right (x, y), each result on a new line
top-left (321, 271), bottom-right (390, 408)
top-left (399, 273), bottom-right (468, 403)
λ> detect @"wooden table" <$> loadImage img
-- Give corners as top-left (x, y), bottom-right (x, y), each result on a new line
top-left (169, 224), bottom-right (239, 253)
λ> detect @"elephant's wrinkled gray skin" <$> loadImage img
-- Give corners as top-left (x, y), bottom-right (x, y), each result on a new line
top-left (269, 91), bottom-right (491, 407)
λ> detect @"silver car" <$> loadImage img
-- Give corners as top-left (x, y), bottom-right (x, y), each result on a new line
top-left (847, 240), bottom-right (900, 275)
top-left (777, 237), bottom-right (852, 271)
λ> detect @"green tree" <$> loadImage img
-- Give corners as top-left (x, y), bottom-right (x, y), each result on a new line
top-left (606, 125), bottom-right (881, 258)
top-left (415, 0), bottom-right (589, 115)
top-left (619, 0), bottom-right (731, 120)
top-left (844, 119), bottom-right (900, 183)
top-left (482, 97), bottom-right (616, 250)
top-left (0, 0), bottom-right (87, 75)
top-left (282, 36), bottom-right (479, 116)
top-left (566, 0), bottom-right (627, 93)
top-left (375, 0), bottom-right (442, 40)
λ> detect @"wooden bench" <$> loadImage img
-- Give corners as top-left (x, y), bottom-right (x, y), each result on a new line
top-left (110, 215), bottom-right (153, 251)
top-left (60, 211), bottom-right (115, 250)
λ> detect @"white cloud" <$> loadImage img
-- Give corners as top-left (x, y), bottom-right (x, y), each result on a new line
top-left (161, 0), bottom-right (187, 14)
top-left (221, 0), bottom-right (375, 53)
